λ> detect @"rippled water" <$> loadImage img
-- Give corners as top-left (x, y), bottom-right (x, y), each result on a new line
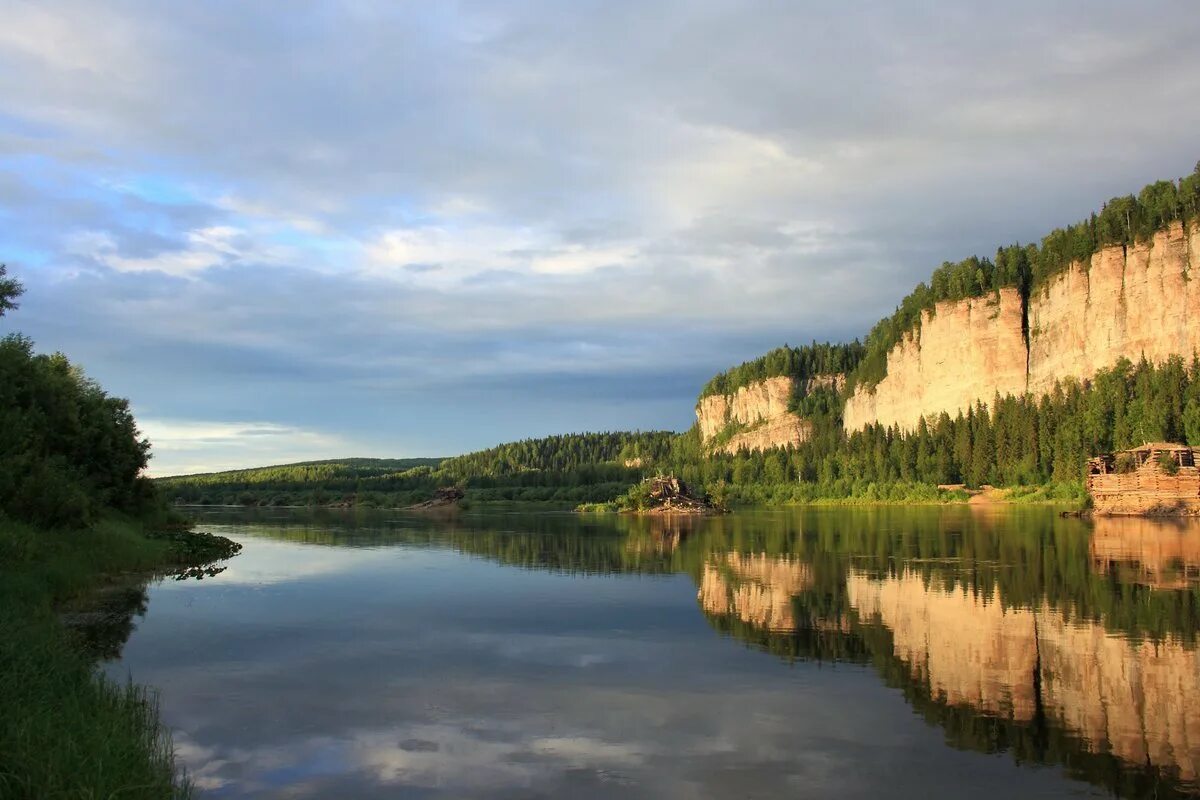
top-left (104, 506), bottom-right (1200, 798)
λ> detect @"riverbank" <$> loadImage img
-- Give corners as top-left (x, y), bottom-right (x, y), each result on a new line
top-left (0, 513), bottom-right (240, 799)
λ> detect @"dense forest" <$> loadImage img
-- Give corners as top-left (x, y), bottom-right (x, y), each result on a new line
top-left (668, 356), bottom-right (1200, 505)
top-left (851, 162), bottom-right (1200, 390)
top-left (437, 430), bottom-right (676, 476)
top-left (165, 458), bottom-right (442, 487)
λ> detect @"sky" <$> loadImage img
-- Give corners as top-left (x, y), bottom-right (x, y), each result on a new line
top-left (1, 0), bottom-right (1199, 475)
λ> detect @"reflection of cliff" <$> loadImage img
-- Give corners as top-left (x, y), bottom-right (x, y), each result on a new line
top-left (698, 553), bottom-right (811, 632)
top-left (1090, 516), bottom-right (1200, 589)
top-left (847, 571), bottom-right (1038, 719)
top-left (847, 568), bottom-right (1200, 783)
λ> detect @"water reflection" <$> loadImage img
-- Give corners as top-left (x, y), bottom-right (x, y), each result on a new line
top-left (114, 506), bottom-right (1200, 798)
top-left (688, 511), bottom-right (1200, 798)
top-left (1091, 516), bottom-right (1200, 588)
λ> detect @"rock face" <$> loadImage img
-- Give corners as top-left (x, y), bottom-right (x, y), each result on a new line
top-left (844, 221), bottom-right (1200, 432)
top-left (843, 289), bottom-right (1027, 432)
top-left (696, 375), bottom-right (841, 454)
top-left (1027, 221), bottom-right (1200, 395)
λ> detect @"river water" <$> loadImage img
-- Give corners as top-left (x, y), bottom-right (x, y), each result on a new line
top-left (105, 506), bottom-right (1200, 798)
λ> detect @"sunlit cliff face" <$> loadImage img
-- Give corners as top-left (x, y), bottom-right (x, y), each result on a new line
top-left (846, 568), bottom-right (1200, 782)
top-left (846, 221), bottom-right (1200, 432)
top-left (695, 376), bottom-right (825, 454)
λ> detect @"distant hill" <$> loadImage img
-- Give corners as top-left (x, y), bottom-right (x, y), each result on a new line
top-left (156, 431), bottom-right (676, 507)
top-left (157, 457), bottom-right (443, 483)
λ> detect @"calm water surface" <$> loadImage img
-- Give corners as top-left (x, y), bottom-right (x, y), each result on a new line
top-left (104, 507), bottom-right (1200, 798)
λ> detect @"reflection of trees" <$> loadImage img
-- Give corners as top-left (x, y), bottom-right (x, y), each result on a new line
top-left (61, 582), bottom-right (150, 662)
top-left (61, 557), bottom-right (234, 664)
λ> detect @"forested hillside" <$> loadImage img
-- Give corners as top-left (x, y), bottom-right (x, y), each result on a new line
top-left (670, 357), bottom-right (1200, 504)
top-left (158, 431), bottom-right (676, 507)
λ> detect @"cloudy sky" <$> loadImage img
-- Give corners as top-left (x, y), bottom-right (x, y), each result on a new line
top-left (2, 1), bottom-right (1198, 474)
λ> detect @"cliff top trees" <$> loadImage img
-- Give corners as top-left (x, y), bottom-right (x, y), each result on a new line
top-left (699, 341), bottom-right (866, 399)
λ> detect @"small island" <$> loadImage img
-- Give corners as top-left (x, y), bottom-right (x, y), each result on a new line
top-left (578, 475), bottom-right (726, 515)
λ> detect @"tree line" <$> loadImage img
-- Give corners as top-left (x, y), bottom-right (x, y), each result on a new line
top-left (670, 356), bottom-right (1200, 504)
top-left (699, 342), bottom-right (865, 399)
top-left (158, 431), bottom-right (677, 507)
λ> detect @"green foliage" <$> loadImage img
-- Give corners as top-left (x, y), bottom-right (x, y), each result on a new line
top-left (160, 457), bottom-right (442, 485)
top-left (439, 431), bottom-right (675, 476)
top-left (612, 479), bottom-right (656, 511)
top-left (706, 478), bottom-right (730, 511)
top-left (699, 342), bottom-right (865, 398)
top-left (0, 333), bottom-right (156, 528)
top-left (1157, 451), bottom-right (1180, 475)
top-left (0, 516), bottom-right (205, 799)
top-left (0, 264), bottom-right (22, 317)
top-left (851, 162), bottom-right (1200, 391)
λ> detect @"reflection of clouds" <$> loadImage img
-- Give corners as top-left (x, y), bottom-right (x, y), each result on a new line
top-left (120, 517), bottom-right (1124, 798)
top-left (157, 670), bottom-right (1078, 799)
top-left (356, 724), bottom-right (645, 790)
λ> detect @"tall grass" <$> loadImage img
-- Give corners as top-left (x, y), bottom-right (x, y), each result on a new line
top-left (0, 517), bottom-right (195, 799)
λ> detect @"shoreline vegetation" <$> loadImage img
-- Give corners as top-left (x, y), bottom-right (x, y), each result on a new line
top-left (0, 513), bottom-right (241, 800)
top-left (0, 269), bottom-right (241, 799)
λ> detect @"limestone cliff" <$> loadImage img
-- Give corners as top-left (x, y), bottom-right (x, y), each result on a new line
top-left (843, 288), bottom-right (1027, 432)
top-left (1027, 221), bottom-right (1200, 395)
top-left (844, 221), bottom-right (1200, 432)
top-left (696, 374), bottom-right (842, 454)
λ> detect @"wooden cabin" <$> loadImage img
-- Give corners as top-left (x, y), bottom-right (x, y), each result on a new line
top-left (1087, 442), bottom-right (1200, 515)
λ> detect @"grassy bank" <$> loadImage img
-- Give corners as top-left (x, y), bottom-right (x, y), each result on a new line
top-left (0, 514), bottom-right (239, 799)
top-left (578, 479), bottom-right (1088, 512)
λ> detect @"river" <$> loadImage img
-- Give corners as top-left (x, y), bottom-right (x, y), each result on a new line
top-left (104, 506), bottom-right (1200, 798)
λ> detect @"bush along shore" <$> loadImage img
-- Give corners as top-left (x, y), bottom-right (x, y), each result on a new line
top-left (0, 267), bottom-right (241, 799)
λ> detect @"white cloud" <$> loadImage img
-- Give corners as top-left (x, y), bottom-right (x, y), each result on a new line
top-left (137, 418), bottom-right (352, 476)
